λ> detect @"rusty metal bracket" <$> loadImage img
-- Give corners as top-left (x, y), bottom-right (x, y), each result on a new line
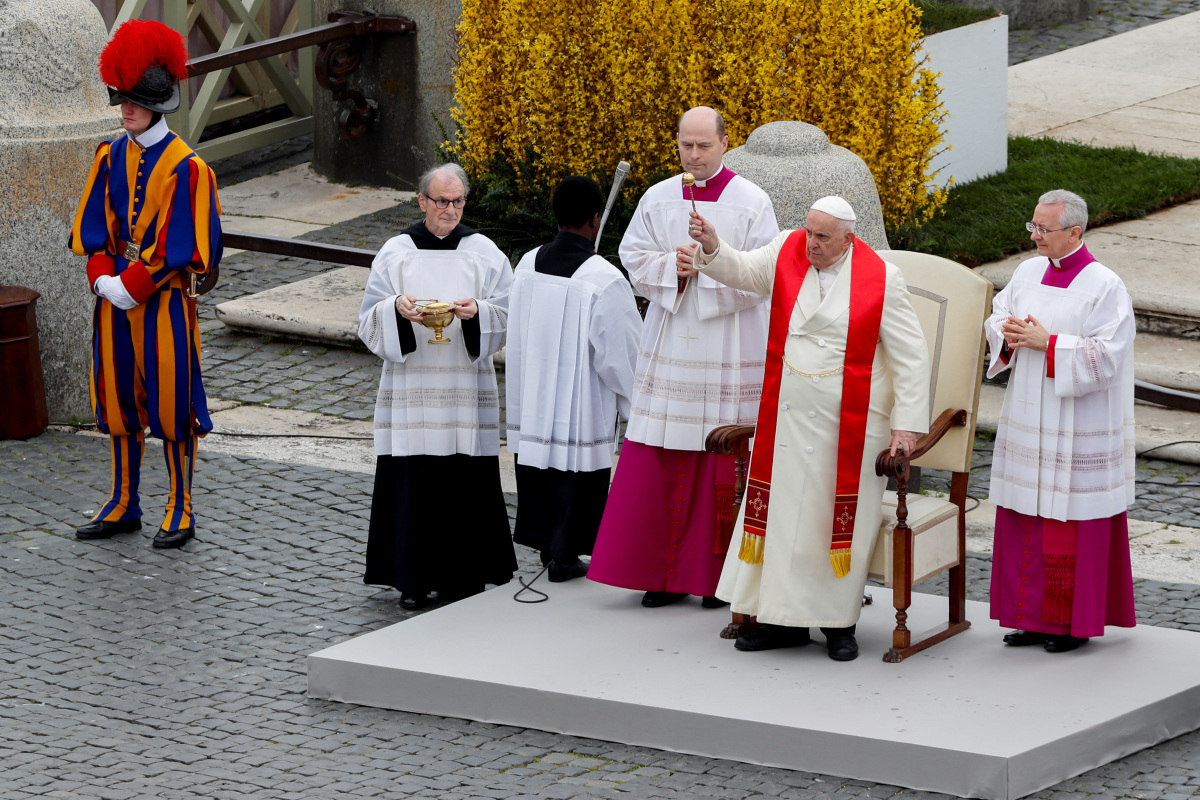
top-left (189, 10), bottom-right (417, 142)
top-left (316, 11), bottom-right (417, 141)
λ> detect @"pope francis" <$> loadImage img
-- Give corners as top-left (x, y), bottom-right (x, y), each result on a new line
top-left (689, 196), bottom-right (931, 661)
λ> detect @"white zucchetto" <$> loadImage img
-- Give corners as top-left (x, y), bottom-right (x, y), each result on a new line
top-left (809, 196), bottom-right (857, 221)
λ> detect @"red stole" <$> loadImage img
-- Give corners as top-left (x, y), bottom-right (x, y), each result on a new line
top-left (740, 231), bottom-right (887, 578)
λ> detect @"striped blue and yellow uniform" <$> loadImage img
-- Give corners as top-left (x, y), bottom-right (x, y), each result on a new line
top-left (71, 128), bottom-right (222, 533)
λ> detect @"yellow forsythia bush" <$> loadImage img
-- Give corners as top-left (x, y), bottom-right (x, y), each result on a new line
top-left (453, 0), bottom-right (948, 228)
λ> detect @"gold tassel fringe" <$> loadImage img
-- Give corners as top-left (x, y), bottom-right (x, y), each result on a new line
top-left (830, 548), bottom-right (852, 578)
top-left (739, 531), bottom-right (765, 565)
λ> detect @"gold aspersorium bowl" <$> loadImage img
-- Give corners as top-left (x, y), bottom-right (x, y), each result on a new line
top-left (416, 301), bottom-right (454, 344)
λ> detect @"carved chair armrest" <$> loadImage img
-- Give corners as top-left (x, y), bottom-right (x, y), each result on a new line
top-left (874, 408), bottom-right (967, 481)
top-left (705, 424), bottom-right (755, 456)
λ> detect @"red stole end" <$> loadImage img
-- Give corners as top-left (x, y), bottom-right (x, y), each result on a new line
top-left (740, 232), bottom-right (887, 578)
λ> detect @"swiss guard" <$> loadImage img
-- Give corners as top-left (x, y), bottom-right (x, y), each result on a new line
top-left (71, 20), bottom-right (222, 549)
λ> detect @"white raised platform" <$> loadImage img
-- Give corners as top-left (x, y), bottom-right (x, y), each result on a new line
top-left (308, 579), bottom-right (1200, 800)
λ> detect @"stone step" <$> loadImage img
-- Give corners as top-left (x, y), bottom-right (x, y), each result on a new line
top-left (215, 266), bottom-right (366, 348)
top-left (1135, 331), bottom-right (1200, 394)
top-left (214, 267), bottom-right (1200, 464)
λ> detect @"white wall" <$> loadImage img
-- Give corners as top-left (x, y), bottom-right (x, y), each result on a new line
top-left (922, 15), bottom-right (1009, 186)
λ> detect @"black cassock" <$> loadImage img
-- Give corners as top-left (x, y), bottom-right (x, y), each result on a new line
top-left (363, 222), bottom-right (516, 599)
top-left (510, 231), bottom-right (617, 564)
top-left (365, 453), bottom-right (515, 598)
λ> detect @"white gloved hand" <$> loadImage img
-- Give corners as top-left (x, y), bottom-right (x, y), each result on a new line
top-left (93, 275), bottom-right (138, 311)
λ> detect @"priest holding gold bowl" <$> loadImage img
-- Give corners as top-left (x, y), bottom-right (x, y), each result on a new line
top-left (357, 164), bottom-right (516, 611)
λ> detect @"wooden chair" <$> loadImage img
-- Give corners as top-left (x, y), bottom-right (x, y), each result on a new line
top-left (705, 250), bottom-right (992, 661)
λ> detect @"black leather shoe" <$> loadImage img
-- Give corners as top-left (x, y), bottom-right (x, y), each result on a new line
top-left (641, 590), bottom-right (687, 608)
top-left (399, 592), bottom-right (430, 610)
top-left (825, 633), bottom-right (859, 661)
top-left (1044, 635), bottom-right (1088, 653)
top-left (76, 518), bottom-right (141, 540)
top-left (1003, 629), bottom-right (1049, 647)
top-left (701, 596), bottom-right (730, 609)
top-left (152, 526), bottom-right (194, 549)
top-left (734, 623), bottom-right (811, 651)
top-left (547, 558), bottom-right (588, 583)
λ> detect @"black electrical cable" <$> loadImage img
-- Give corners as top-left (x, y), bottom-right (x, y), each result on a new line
top-left (513, 564), bottom-right (550, 604)
top-left (1139, 440), bottom-right (1200, 457)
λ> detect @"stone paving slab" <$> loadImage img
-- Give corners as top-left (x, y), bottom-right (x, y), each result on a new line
top-left (219, 163), bottom-right (412, 228)
top-left (5, 430), bottom-right (1200, 799)
top-left (1036, 107), bottom-right (1200, 160)
top-left (210, 134), bottom-right (315, 189)
top-left (215, 266), bottom-right (367, 347)
top-left (1009, 13), bottom-right (1200, 158)
top-left (1008, 0), bottom-right (1200, 65)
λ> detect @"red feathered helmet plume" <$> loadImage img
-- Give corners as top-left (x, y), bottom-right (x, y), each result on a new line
top-left (99, 20), bottom-right (189, 114)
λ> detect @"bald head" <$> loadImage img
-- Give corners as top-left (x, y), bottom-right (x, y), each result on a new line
top-left (677, 106), bottom-right (729, 182)
top-left (677, 106), bottom-right (725, 139)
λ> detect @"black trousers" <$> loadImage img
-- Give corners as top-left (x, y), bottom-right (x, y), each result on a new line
top-left (364, 454), bottom-right (516, 596)
top-left (513, 464), bottom-right (611, 563)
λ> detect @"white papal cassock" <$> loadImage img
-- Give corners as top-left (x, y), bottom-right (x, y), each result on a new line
top-left (587, 167), bottom-right (780, 598)
top-left (698, 233), bottom-right (930, 629)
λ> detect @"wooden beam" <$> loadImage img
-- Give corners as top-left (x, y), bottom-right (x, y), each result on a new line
top-left (193, 115), bottom-right (313, 162)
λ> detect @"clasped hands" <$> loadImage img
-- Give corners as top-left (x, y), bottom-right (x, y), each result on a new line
top-left (394, 293), bottom-right (478, 323)
top-left (1001, 314), bottom-right (1050, 353)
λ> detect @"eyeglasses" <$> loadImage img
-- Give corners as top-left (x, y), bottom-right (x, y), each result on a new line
top-left (426, 196), bottom-right (466, 209)
top-left (1026, 221), bottom-right (1072, 237)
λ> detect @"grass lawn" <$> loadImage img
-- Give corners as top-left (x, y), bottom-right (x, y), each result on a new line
top-left (892, 136), bottom-right (1200, 266)
top-left (914, 0), bottom-right (998, 35)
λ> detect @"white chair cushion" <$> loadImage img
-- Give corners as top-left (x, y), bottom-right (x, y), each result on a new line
top-left (868, 490), bottom-right (961, 588)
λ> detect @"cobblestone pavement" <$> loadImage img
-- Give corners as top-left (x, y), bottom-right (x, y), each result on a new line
top-left (5, 430), bottom-right (1200, 799)
top-left (1008, 0), bottom-right (1200, 64)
